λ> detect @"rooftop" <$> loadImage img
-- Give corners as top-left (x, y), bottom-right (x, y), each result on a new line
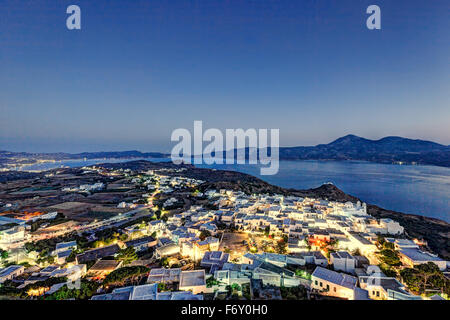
top-left (400, 248), bottom-right (444, 262)
top-left (312, 266), bottom-right (357, 289)
top-left (89, 259), bottom-right (122, 272)
top-left (179, 270), bottom-right (206, 288)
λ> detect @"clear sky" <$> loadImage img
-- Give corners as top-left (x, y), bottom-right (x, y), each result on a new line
top-left (0, 0), bottom-right (449, 153)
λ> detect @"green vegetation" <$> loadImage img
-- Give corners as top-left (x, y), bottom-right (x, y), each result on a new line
top-left (376, 235), bottom-right (386, 247)
top-left (294, 269), bottom-right (312, 280)
top-left (199, 230), bottom-right (211, 241)
top-left (36, 249), bottom-right (55, 265)
top-left (103, 266), bottom-right (149, 286)
top-left (0, 277), bottom-right (67, 298)
top-left (367, 205), bottom-right (450, 260)
top-left (0, 249), bottom-right (8, 260)
top-left (378, 264), bottom-right (398, 277)
top-left (377, 240), bottom-right (402, 267)
top-left (206, 277), bottom-right (221, 288)
top-left (160, 257), bottom-right (170, 267)
top-left (115, 247), bottom-right (138, 265)
top-left (28, 213), bottom-right (68, 232)
top-left (280, 285), bottom-right (308, 300)
top-left (45, 280), bottom-right (100, 300)
top-left (275, 238), bottom-right (287, 254)
top-left (400, 262), bottom-right (450, 296)
top-left (157, 283), bottom-right (170, 292)
top-left (242, 283), bottom-right (251, 300)
top-left (303, 238), bottom-right (312, 251)
top-left (230, 283), bottom-right (241, 291)
top-left (24, 233), bottom-right (88, 254)
top-left (91, 229), bottom-right (124, 248)
top-left (225, 283), bottom-right (241, 298)
top-left (379, 249), bottom-right (401, 266)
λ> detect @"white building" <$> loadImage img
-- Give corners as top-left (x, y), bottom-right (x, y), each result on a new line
top-left (0, 265), bottom-right (25, 283)
top-left (379, 219), bottom-right (404, 235)
top-left (311, 266), bottom-right (364, 300)
top-left (330, 251), bottom-right (357, 274)
top-left (179, 270), bottom-right (207, 294)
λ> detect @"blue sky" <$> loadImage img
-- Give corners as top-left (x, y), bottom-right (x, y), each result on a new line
top-left (0, 0), bottom-right (449, 152)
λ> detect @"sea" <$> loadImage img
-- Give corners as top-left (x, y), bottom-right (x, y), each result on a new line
top-left (13, 158), bottom-right (450, 222)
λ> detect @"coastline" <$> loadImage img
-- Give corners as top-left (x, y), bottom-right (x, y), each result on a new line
top-left (98, 160), bottom-right (450, 259)
top-left (1, 159), bottom-right (448, 259)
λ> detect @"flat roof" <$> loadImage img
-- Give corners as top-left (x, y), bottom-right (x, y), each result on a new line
top-left (55, 241), bottom-right (77, 250)
top-left (400, 248), bottom-right (444, 262)
top-left (130, 283), bottom-right (158, 300)
top-left (331, 251), bottom-right (354, 260)
top-left (179, 270), bottom-right (206, 288)
top-left (349, 232), bottom-right (372, 245)
top-left (89, 259), bottom-right (122, 271)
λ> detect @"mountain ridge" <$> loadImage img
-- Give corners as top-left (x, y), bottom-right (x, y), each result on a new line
top-left (1, 135), bottom-right (449, 168)
top-left (224, 134), bottom-right (450, 167)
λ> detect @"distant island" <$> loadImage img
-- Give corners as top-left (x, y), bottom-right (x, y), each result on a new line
top-left (226, 134), bottom-right (450, 168)
top-left (276, 135), bottom-right (450, 167)
top-left (0, 150), bottom-right (169, 170)
top-left (1, 135), bottom-right (450, 169)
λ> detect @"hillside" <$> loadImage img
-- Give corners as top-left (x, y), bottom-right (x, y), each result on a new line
top-left (1, 159), bottom-right (449, 258)
top-left (278, 135), bottom-right (450, 167)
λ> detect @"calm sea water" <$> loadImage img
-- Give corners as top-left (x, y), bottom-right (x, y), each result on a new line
top-left (16, 158), bottom-right (450, 222)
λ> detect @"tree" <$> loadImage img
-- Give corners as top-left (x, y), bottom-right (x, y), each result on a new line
top-left (328, 239), bottom-right (339, 249)
top-left (199, 230), bottom-right (211, 241)
top-left (36, 250), bottom-right (55, 265)
top-left (382, 242), bottom-right (395, 250)
top-left (280, 285), bottom-right (307, 300)
top-left (160, 257), bottom-right (170, 267)
top-left (303, 238), bottom-right (311, 252)
top-left (158, 282), bottom-right (169, 292)
top-left (115, 247), bottom-right (138, 265)
top-left (206, 277), bottom-right (221, 288)
top-left (230, 283), bottom-right (241, 294)
top-left (0, 249), bottom-right (8, 260)
top-left (263, 226), bottom-right (270, 237)
top-left (103, 266), bottom-right (149, 286)
top-left (46, 280), bottom-right (100, 300)
top-left (276, 239), bottom-right (287, 254)
top-left (379, 249), bottom-right (401, 266)
top-left (400, 262), bottom-right (449, 296)
top-left (376, 235), bottom-right (386, 247)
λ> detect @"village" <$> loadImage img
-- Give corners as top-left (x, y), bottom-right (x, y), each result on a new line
top-left (0, 163), bottom-right (448, 301)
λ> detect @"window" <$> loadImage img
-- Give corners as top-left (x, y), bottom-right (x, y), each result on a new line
top-left (326, 284), bottom-right (330, 291)
top-left (334, 287), bottom-right (336, 292)
top-left (320, 282), bottom-right (323, 287)
top-left (376, 291), bottom-right (380, 297)
top-left (315, 280), bottom-right (318, 286)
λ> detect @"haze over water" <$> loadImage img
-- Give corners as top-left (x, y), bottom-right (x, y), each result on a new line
top-left (18, 159), bottom-right (450, 223)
